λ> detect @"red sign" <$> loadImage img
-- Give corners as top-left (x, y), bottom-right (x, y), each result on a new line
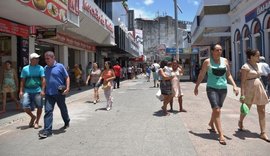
top-left (17, 0), bottom-right (68, 23)
top-left (82, 0), bottom-right (114, 33)
top-left (68, 0), bottom-right (79, 15)
top-left (53, 33), bottom-right (96, 51)
top-left (0, 18), bottom-right (29, 38)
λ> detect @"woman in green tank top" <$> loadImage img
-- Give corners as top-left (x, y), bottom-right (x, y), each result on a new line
top-left (194, 44), bottom-right (239, 145)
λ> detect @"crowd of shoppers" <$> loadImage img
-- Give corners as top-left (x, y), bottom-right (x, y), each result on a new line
top-left (1, 44), bottom-right (270, 144)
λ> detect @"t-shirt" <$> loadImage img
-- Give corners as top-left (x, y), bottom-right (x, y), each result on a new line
top-left (113, 65), bottom-right (121, 77)
top-left (20, 65), bottom-right (45, 93)
top-left (44, 62), bottom-right (69, 95)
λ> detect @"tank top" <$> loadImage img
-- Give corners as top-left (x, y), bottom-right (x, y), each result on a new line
top-left (207, 57), bottom-right (227, 89)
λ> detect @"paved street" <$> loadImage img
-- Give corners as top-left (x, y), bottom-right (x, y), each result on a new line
top-left (0, 75), bottom-right (270, 156)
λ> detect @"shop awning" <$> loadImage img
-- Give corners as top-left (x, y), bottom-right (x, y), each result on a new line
top-left (0, 0), bottom-right (67, 26)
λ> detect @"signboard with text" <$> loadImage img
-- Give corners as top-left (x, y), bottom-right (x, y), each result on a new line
top-left (0, 18), bottom-right (29, 38)
top-left (17, 0), bottom-right (68, 23)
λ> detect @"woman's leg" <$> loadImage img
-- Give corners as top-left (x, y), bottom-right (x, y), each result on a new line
top-left (178, 95), bottom-right (186, 112)
top-left (238, 103), bottom-right (252, 130)
top-left (257, 105), bottom-right (269, 141)
top-left (212, 108), bottom-right (226, 144)
top-left (162, 95), bottom-right (172, 115)
top-left (1, 92), bottom-right (7, 113)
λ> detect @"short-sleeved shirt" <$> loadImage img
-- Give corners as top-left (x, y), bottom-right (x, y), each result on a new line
top-left (113, 65), bottom-right (121, 77)
top-left (20, 65), bottom-right (45, 93)
top-left (44, 62), bottom-right (69, 95)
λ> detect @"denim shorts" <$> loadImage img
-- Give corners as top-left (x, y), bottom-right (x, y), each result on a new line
top-left (206, 87), bottom-right (227, 108)
top-left (21, 92), bottom-right (43, 110)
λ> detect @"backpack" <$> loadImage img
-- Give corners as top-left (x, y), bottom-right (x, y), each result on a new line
top-left (151, 66), bottom-right (156, 72)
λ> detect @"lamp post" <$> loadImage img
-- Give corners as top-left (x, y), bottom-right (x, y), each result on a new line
top-left (174, 0), bottom-right (179, 62)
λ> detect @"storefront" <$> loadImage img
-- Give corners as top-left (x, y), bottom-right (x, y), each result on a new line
top-left (231, 0), bottom-right (270, 78)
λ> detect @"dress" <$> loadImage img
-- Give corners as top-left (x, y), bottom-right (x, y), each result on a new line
top-left (171, 69), bottom-right (183, 97)
top-left (241, 63), bottom-right (268, 105)
top-left (2, 69), bottom-right (17, 93)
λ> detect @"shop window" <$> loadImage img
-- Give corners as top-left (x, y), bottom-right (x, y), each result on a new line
top-left (254, 22), bottom-right (260, 34)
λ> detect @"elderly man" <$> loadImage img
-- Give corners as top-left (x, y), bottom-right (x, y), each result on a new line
top-left (19, 52), bottom-right (45, 129)
top-left (39, 51), bottom-right (70, 138)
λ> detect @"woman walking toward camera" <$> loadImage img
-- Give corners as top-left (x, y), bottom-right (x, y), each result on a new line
top-left (85, 62), bottom-right (101, 104)
top-left (0, 60), bottom-right (20, 113)
top-left (239, 48), bottom-right (270, 142)
top-left (97, 61), bottom-right (115, 111)
top-left (194, 44), bottom-right (239, 145)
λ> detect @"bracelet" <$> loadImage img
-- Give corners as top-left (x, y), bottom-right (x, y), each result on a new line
top-left (240, 96), bottom-right (245, 100)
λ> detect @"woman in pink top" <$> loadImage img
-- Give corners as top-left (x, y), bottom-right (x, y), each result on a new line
top-left (97, 61), bottom-right (115, 110)
top-left (85, 62), bottom-right (101, 104)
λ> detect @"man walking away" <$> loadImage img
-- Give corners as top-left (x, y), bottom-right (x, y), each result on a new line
top-left (113, 61), bottom-right (121, 89)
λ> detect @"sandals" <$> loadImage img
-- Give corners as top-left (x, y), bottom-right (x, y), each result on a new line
top-left (208, 128), bottom-right (217, 133)
top-left (238, 121), bottom-right (244, 131)
top-left (260, 133), bottom-right (270, 143)
top-left (219, 139), bottom-right (227, 145)
top-left (29, 116), bottom-right (36, 128)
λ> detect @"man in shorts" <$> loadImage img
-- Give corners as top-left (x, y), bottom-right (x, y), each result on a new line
top-left (19, 52), bottom-right (45, 129)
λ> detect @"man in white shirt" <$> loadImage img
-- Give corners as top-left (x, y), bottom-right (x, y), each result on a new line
top-left (259, 56), bottom-right (270, 97)
top-left (151, 60), bottom-right (160, 87)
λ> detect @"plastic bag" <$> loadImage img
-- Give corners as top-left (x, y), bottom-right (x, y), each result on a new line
top-left (155, 89), bottom-right (164, 101)
top-left (240, 103), bottom-right (249, 115)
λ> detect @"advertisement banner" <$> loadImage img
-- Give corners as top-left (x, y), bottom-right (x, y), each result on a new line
top-left (17, 0), bottom-right (68, 23)
top-left (53, 33), bottom-right (96, 51)
top-left (0, 18), bottom-right (29, 38)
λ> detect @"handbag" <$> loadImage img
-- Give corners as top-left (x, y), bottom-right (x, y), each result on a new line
top-left (240, 103), bottom-right (249, 115)
top-left (155, 89), bottom-right (164, 101)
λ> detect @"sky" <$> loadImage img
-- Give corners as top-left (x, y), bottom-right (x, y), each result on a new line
top-left (128, 0), bottom-right (201, 22)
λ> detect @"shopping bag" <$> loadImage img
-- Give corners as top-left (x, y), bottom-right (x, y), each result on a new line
top-left (240, 103), bottom-right (249, 115)
top-left (155, 89), bottom-right (164, 101)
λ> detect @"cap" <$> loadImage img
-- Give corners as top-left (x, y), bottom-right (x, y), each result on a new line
top-left (260, 56), bottom-right (265, 62)
top-left (30, 53), bottom-right (40, 59)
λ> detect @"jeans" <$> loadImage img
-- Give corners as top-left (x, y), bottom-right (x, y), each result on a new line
top-left (114, 76), bottom-right (120, 88)
top-left (206, 87), bottom-right (227, 108)
top-left (21, 92), bottom-right (43, 110)
top-left (43, 94), bottom-right (70, 133)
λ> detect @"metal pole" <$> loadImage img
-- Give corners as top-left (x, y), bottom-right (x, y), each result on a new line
top-left (174, 0), bottom-right (179, 62)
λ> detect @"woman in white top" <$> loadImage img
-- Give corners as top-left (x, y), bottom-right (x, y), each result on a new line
top-left (170, 60), bottom-right (186, 112)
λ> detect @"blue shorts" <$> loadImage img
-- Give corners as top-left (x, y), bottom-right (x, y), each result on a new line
top-left (21, 93), bottom-right (43, 110)
top-left (206, 87), bottom-right (227, 108)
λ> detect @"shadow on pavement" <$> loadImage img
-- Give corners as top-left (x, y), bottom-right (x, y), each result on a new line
top-left (95, 108), bottom-right (107, 111)
top-left (16, 125), bottom-right (31, 130)
top-left (153, 110), bottom-right (165, 117)
top-left (189, 130), bottom-right (218, 141)
top-left (233, 129), bottom-right (260, 140)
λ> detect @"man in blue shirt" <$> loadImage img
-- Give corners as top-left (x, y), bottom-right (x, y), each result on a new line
top-left (39, 51), bottom-right (70, 139)
top-left (19, 52), bottom-right (45, 129)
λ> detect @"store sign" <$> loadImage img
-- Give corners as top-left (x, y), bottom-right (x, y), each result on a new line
top-left (82, 0), bottom-right (114, 33)
top-left (68, 0), bottom-right (79, 15)
top-left (0, 18), bottom-right (29, 38)
top-left (36, 28), bottom-right (57, 39)
top-left (245, 0), bottom-right (270, 23)
top-left (53, 33), bottom-right (96, 51)
top-left (17, 0), bottom-right (68, 23)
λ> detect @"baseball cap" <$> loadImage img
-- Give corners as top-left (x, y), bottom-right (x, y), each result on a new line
top-left (30, 53), bottom-right (40, 59)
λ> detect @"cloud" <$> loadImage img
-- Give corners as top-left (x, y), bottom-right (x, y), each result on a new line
top-left (144, 0), bottom-right (154, 6)
top-left (187, 0), bottom-right (200, 6)
top-left (130, 7), bottom-right (155, 19)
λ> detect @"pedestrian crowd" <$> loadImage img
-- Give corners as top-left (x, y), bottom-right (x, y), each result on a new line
top-left (0, 45), bottom-right (270, 144)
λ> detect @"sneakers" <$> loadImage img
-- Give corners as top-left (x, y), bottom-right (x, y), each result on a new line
top-left (38, 131), bottom-right (52, 139)
top-left (106, 107), bottom-right (111, 111)
top-left (93, 100), bottom-right (96, 104)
